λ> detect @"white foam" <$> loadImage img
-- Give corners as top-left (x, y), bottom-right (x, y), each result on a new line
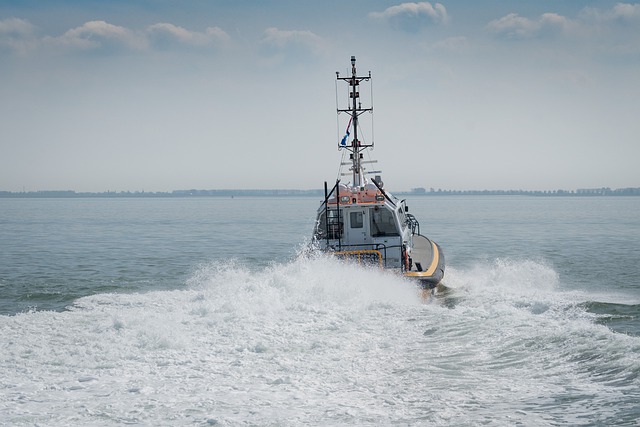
top-left (1, 257), bottom-right (638, 425)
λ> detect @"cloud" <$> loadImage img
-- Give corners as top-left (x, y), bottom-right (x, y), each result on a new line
top-left (369, 2), bottom-right (448, 32)
top-left (146, 23), bottom-right (230, 49)
top-left (612, 2), bottom-right (640, 20)
top-left (0, 17), bottom-right (35, 36)
top-left (577, 3), bottom-right (640, 56)
top-left (488, 3), bottom-right (640, 41)
top-left (580, 2), bottom-right (640, 24)
top-left (259, 27), bottom-right (325, 58)
top-left (44, 20), bottom-right (147, 52)
top-left (0, 17), bottom-right (39, 54)
top-left (2, 19), bottom-right (231, 55)
top-left (487, 12), bottom-right (568, 39)
top-left (485, 4), bottom-right (640, 58)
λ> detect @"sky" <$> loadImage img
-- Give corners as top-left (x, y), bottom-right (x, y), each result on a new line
top-left (1, 1), bottom-right (639, 192)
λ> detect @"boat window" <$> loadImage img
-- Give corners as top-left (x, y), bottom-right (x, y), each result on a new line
top-left (315, 209), bottom-right (343, 240)
top-left (397, 206), bottom-right (408, 230)
top-left (370, 207), bottom-right (399, 237)
top-left (350, 211), bottom-right (363, 229)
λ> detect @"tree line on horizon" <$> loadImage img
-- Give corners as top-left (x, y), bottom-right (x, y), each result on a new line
top-left (1, 187), bottom-right (639, 198)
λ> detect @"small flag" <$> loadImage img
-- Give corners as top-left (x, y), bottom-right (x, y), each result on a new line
top-left (339, 117), bottom-right (353, 146)
top-left (340, 130), bottom-right (350, 146)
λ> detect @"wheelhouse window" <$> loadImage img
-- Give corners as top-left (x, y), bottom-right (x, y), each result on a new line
top-left (397, 206), bottom-right (408, 230)
top-left (350, 211), bottom-right (364, 229)
top-left (370, 207), bottom-right (399, 237)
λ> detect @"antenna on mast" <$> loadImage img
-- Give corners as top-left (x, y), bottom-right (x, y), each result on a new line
top-left (336, 56), bottom-right (373, 187)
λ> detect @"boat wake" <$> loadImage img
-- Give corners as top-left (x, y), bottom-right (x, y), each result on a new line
top-left (2, 256), bottom-right (639, 425)
top-left (187, 253), bottom-right (426, 309)
top-left (436, 258), bottom-right (560, 307)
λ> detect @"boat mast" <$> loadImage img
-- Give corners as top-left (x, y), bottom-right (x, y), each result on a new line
top-left (337, 56), bottom-right (372, 188)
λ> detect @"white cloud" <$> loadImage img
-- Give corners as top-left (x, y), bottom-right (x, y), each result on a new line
top-left (146, 23), bottom-right (230, 49)
top-left (0, 17), bottom-right (39, 54)
top-left (489, 4), bottom-right (640, 41)
top-left (369, 2), bottom-right (448, 32)
top-left (580, 2), bottom-right (640, 23)
top-left (486, 4), bottom-right (640, 58)
top-left (612, 2), bottom-right (640, 20)
top-left (44, 20), bottom-right (147, 51)
top-left (0, 17), bottom-right (35, 35)
top-left (578, 3), bottom-right (640, 56)
top-left (487, 12), bottom-right (568, 39)
top-left (2, 19), bottom-right (231, 55)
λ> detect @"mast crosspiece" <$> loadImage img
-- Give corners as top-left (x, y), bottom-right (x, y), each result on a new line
top-left (336, 55), bottom-right (372, 187)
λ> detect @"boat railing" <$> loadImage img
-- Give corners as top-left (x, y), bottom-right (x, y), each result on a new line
top-left (327, 242), bottom-right (403, 269)
top-left (406, 213), bottom-right (420, 235)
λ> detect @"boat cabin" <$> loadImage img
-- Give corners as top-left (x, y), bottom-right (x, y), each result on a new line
top-left (313, 183), bottom-right (414, 270)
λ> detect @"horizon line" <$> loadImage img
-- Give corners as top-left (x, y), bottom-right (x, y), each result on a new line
top-left (2, 187), bottom-right (639, 198)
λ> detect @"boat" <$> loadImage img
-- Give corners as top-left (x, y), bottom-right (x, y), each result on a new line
top-left (312, 56), bottom-right (445, 289)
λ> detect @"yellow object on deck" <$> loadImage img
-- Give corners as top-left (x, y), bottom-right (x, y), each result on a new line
top-left (334, 250), bottom-right (384, 267)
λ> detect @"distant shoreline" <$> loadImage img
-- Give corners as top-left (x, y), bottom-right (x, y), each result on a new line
top-left (1, 187), bottom-right (639, 198)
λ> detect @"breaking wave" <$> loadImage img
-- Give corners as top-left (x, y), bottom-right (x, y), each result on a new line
top-left (2, 256), bottom-right (639, 425)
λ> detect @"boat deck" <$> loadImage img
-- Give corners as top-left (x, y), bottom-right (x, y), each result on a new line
top-left (410, 234), bottom-right (436, 273)
top-left (405, 234), bottom-right (445, 287)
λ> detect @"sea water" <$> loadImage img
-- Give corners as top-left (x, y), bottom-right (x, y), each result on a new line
top-left (1, 196), bottom-right (639, 425)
